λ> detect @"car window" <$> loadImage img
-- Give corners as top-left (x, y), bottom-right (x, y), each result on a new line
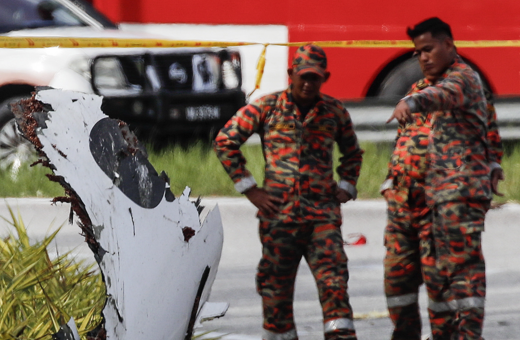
top-left (0, 0), bottom-right (113, 33)
top-left (68, 0), bottom-right (117, 29)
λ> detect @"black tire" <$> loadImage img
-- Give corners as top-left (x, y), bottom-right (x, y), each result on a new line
top-left (0, 96), bottom-right (34, 168)
top-left (376, 58), bottom-right (423, 101)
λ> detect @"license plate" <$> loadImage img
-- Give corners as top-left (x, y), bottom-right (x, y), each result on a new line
top-left (185, 106), bottom-right (220, 121)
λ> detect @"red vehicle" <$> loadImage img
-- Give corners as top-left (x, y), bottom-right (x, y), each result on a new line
top-left (91, 0), bottom-right (520, 101)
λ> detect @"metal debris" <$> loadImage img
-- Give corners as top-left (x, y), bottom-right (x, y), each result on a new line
top-left (13, 88), bottom-right (225, 340)
top-left (52, 317), bottom-right (80, 340)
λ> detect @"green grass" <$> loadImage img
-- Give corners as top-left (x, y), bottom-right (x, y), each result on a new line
top-left (355, 142), bottom-right (394, 199)
top-left (0, 141), bottom-right (518, 202)
top-left (498, 142), bottom-right (520, 203)
top-left (146, 141), bottom-right (392, 198)
top-left (148, 142), bottom-right (264, 197)
top-left (0, 161), bottom-right (64, 198)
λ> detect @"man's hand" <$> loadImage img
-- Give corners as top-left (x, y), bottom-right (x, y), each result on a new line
top-left (336, 188), bottom-right (353, 203)
top-left (491, 168), bottom-right (505, 196)
top-left (244, 186), bottom-right (284, 215)
top-left (387, 100), bottom-right (412, 124)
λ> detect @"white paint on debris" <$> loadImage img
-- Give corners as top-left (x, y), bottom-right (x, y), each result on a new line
top-left (33, 89), bottom-right (224, 340)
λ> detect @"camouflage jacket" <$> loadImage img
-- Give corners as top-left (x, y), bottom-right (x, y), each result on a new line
top-left (404, 56), bottom-right (503, 204)
top-left (213, 86), bottom-right (363, 223)
top-left (381, 79), bottom-right (434, 195)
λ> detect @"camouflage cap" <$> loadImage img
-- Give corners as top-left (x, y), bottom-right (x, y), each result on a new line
top-left (292, 44), bottom-right (327, 77)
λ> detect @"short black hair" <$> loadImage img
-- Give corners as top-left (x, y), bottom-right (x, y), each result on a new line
top-left (407, 17), bottom-right (453, 40)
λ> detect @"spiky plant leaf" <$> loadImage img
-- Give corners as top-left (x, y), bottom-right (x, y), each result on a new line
top-left (0, 207), bottom-right (105, 339)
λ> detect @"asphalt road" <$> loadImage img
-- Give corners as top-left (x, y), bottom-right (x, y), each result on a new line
top-left (0, 198), bottom-right (518, 340)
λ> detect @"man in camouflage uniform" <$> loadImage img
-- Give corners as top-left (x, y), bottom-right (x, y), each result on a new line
top-left (214, 45), bottom-right (363, 340)
top-left (380, 79), bottom-right (435, 340)
top-left (382, 69), bottom-right (502, 340)
top-left (388, 18), bottom-right (504, 340)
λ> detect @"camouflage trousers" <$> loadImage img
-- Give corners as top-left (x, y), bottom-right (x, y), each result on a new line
top-left (427, 200), bottom-right (489, 340)
top-left (384, 184), bottom-right (435, 340)
top-left (257, 220), bottom-right (357, 340)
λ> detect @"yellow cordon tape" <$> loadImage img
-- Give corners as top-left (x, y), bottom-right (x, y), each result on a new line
top-left (250, 44), bottom-right (268, 97)
top-left (0, 37), bottom-right (257, 48)
top-left (3, 37), bottom-right (520, 48)
top-left (2, 36), bottom-right (520, 95)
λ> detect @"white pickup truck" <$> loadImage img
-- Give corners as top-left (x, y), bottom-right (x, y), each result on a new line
top-left (0, 0), bottom-right (245, 165)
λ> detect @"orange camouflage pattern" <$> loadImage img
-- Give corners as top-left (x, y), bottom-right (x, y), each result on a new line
top-left (257, 220), bottom-right (356, 339)
top-left (384, 56), bottom-right (503, 339)
top-left (405, 56), bottom-right (503, 339)
top-left (427, 201), bottom-right (488, 340)
top-left (292, 44), bottom-right (327, 77)
top-left (214, 86), bottom-right (363, 223)
top-left (406, 56), bottom-right (503, 205)
top-left (387, 80), bottom-right (434, 188)
top-left (214, 85), bottom-right (362, 340)
top-left (384, 184), bottom-right (434, 340)
top-left (383, 80), bottom-right (437, 340)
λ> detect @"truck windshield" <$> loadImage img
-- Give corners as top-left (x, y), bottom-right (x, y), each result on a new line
top-left (0, 0), bottom-right (115, 33)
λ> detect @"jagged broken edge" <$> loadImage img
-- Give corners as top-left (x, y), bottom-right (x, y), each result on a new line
top-left (11, 89), bottom-right (211, 338)
top-left (11, 92), bottom-right (101, 256)
top-left (11, 91), bottom-right (109, 338)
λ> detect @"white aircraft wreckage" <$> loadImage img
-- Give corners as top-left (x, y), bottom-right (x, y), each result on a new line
top-left (12, 88), bottom-right (227, 340)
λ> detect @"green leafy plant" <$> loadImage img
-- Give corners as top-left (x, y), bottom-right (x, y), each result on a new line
top-left (0, 207), bottom-right (105, 339)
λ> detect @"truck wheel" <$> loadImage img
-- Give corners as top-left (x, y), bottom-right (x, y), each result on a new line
top-left (376, 58), bottom-right (423, 100)
top-left (0, 96), bottom-right (34, 168)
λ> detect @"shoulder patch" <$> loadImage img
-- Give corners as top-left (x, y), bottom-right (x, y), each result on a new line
top-left (270, 122), bottom-right (295, 130)
top-left (416, 79), bottom-right (428, 90)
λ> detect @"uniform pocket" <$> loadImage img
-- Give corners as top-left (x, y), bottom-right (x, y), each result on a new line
top-left (436, 201), bottom-right (487, 235)
top-left (264, 119), bottom-right (297, 162)
top-left (428, 143), bottom-right (492, 204)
